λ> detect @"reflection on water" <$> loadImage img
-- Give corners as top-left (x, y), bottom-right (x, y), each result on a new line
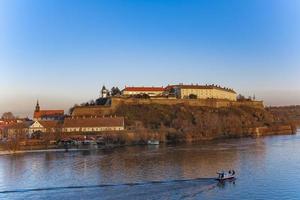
top-left (0, 131), bottom-right (300, 200)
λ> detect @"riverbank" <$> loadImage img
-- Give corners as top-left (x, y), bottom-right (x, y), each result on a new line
top-left (0, 125), bottom-right (295, 154)
top-left (0, 148), bottom-right (89, 155)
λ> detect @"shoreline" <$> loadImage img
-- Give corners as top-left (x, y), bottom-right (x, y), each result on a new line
top-left (0, 129), bottom-right (297, 156)
top-left (0, 148), bottom-right (92, 156)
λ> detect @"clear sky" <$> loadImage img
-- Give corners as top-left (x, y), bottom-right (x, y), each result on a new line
top-left (1, 0), bottom-right (300, 117)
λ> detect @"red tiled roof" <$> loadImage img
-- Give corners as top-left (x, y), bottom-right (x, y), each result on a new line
top-left (123, 86), bottom-right (164, 92)
top-left (34, 110), bottom-right (64, 118)
top-left (0, 119), bottom-right (18, 125)
top-left (38, 120), bottom-right (60, 128)
top-left (63, 117), bottom-right (124, 128)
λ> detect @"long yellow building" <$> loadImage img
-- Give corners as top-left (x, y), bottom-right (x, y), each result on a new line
top-left (166, 84), bottom-right (237, 101)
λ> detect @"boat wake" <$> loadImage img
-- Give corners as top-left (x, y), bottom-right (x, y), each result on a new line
top-left (0, 178), bottom-right (217, 194)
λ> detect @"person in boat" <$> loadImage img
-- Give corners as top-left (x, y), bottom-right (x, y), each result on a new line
top-left (228, 170), bottom-right (235, 175)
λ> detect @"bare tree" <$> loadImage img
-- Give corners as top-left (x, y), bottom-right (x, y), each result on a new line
top-left (1, 112), bottom-right (15, 120)
top-left (237, 94), bottom-right (246, 101)
top-left (111, 87), bottom-right (121, 96)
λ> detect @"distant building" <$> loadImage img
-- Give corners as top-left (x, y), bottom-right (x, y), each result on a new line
top-left (0, 119), bottom-right (18, 128)
top-left (62, 116), bottom-right (125, 133)
top-left (29, 120), bottom-right (61, 136)
top-left (0, 125), bottom-right (5, 139)
top-left (165, 84), bottom-right (237, 101)
top-left (122, 86), bottom-right (165, 97)
top-left (33, 101), bottom-right (64, 121)
top-left (5, 121), bottom-right (32, 139)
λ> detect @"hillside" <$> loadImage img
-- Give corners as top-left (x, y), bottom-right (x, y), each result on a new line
top-left (114, 104), bottom-right (296, 142)
top-left (267, 106), bottom-right (300, 126)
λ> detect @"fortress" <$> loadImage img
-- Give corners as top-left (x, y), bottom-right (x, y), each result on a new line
top-left (122, 84), bottom-right (237, 101)
top-left (71, 83), bottom-right (264, 117)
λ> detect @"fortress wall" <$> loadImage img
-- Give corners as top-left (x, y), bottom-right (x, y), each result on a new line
top-left (72, 106), bottom-right (114, 117)
top-left (72, 98), bottom-right (264, 117)
top-left (111, 97), bottom-right (264, 109)
top-left (111, 98), bottom-right (216, 107)
top-left (230, 101), bottom-right (264, 109)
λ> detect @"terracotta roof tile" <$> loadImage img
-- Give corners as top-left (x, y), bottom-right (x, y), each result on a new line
top-left (38, 120), bottom-right (60, 128)
top-left (34, 110), bottom-right (64, 118)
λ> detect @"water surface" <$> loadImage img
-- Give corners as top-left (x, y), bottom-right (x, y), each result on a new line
top-left (1, 131), bottom-right (300, 199)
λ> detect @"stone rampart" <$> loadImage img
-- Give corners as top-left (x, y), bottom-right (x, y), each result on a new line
top-left (72, 97), bottom-right (264, 117)
top-left (111, 97), bottom-right (264, 109)
top-left (72, 105), bottom-right (114, 117)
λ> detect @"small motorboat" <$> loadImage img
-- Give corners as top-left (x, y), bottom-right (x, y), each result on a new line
top-left (216, 170), bottom-right (236, 181)
top-left (147, 140), bottom-right (160, 145)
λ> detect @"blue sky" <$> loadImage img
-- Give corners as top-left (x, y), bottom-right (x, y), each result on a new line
top-left (0, 0), bottom-right (300, 117)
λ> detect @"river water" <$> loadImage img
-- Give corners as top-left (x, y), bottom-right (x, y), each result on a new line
top-left (1, 130), bottom-right (300, 199)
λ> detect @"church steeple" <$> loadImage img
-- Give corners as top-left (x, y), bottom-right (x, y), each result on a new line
top-left (35, 100), bottom-right (40, 112)
top-left (101, 85), bottom-right (109, 98)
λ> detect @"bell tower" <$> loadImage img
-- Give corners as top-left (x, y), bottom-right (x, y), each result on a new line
top-left (101, 85), bottom-right (108, 98)
top-left (35, 100), bottom-right (40, 112)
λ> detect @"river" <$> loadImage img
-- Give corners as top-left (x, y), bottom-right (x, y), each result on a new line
top-left (1, 130), bottom-right (300, 199)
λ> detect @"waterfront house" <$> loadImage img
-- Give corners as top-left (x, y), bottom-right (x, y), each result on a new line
top-left (28, 120), bottom-right (61, 137)
top-left (0, 124), bottom-right (9, 140)
top-left (6, 121), bottom-right (32, 139)
top-left (62, 116), bottom-right (125, 133)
